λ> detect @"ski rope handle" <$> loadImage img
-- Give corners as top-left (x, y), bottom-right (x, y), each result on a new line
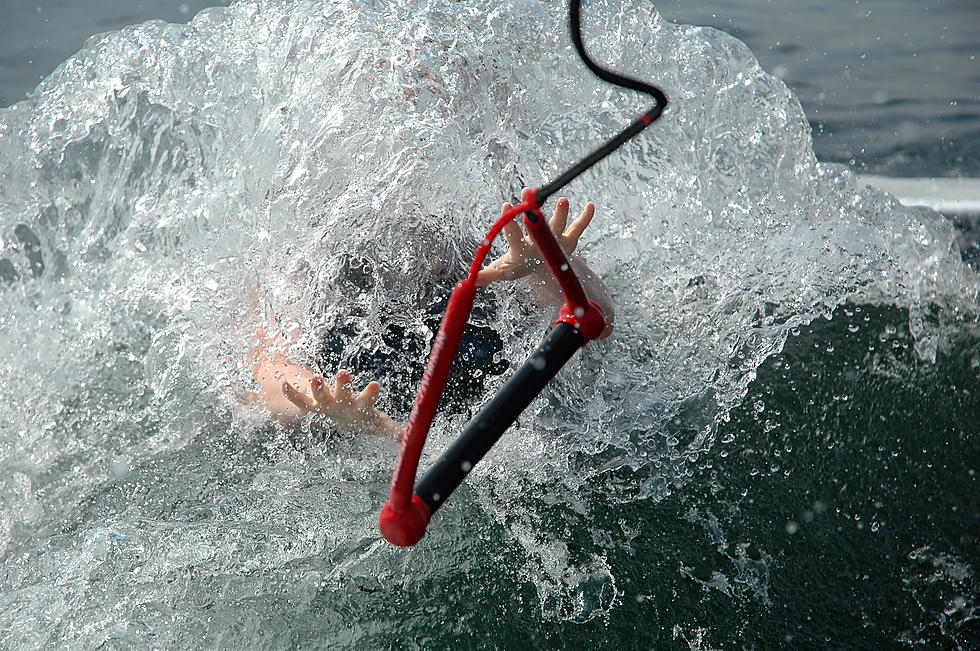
top-left (380, 0), bottom-right (667, 546)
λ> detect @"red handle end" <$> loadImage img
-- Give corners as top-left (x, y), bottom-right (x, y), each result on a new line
top-left (379, 494), bottom-right (432, 547)
top-left (557, 299), bottom-right (606, 342)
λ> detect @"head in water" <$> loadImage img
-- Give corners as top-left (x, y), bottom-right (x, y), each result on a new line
top-left (249, 194), bottom-right (612, 436)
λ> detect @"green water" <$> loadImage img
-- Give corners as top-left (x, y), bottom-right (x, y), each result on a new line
top-left (604, 303), bottom-right (978, 648)
top-left (317, 304), bottom-right (978, 649)
top-left (1, 0), bottom-right (978, 647)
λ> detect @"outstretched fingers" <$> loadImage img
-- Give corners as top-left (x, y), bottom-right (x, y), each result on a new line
top-left (478, 193), bottom-right (597, 286)
top-left (562, 202), bottom-right (595, 252)
top-left (282, 381), bottom-right (316, 411)
top-left (355, 381), bottom-right (381, 412)
top-left (333, 370), bottom-right (354, 404)
top-left (548, 197), bottom-right (570, 235)
top-left (477, 202), bottom-right (532, 286)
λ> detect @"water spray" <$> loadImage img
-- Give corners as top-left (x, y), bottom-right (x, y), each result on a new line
top-left (379, 0), bottom-right (668, 546)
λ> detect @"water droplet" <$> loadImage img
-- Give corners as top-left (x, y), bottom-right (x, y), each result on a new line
top-left (461, 461), bottom-right (472, 472)
top-left (785, 521), bottom-right (798, 534)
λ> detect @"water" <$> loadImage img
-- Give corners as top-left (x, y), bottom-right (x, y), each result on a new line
top-left (3, 0), bottom-right (978, 177)
top-left (655, 0), bottom-right (980, 178)
top-left (0, 0), bottom-right (225, 107)
top-left (0, 0), bottom-right (977, 648)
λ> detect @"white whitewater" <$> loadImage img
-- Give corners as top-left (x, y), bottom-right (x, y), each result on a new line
top-left (0, 0), bottom-right (976, 643)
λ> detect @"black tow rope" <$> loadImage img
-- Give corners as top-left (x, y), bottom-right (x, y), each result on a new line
top-left (380, 0), bottom-right (668, 546)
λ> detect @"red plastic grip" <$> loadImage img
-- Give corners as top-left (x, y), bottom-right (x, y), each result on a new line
top-left (387, 281), bottom-right (477, 498)
top-left (557, 299), bottom-right (605, 342)
top-left (379, 493), bottom-right (431, 547)
top-left (379, 191), bottom-right (606, 547)
top-left (521, 194), bottom-right (605, 343)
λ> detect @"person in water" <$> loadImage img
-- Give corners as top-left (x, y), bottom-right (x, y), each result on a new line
top-left (247, 190), bottom-right (614, 440)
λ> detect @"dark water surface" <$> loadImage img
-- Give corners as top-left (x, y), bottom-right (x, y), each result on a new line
top-left (0, 1), bottom-right (977, 649)
top-left (654, 0), bottom-right (980, 178)
top-left (0, 0), bottom-right (229, 108)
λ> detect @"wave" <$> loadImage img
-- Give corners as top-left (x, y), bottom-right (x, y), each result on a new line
top-left (1, 0), bottom-right (976, 642)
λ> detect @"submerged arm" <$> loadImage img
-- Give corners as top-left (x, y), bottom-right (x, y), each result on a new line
top-left (247, 327), bottom-right (402, 439)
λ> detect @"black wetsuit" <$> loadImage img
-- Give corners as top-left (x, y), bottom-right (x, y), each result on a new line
top-left (315, 301), bottom-right (509, 418)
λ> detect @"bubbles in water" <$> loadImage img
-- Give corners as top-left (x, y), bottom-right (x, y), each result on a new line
top-left (0, 0), bottom-right (977, 642)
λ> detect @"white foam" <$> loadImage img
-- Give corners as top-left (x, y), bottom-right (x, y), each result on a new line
top-left (0, 0), bottom-right (977, 638)
top-left (861, 174), bottom-right (980, 215)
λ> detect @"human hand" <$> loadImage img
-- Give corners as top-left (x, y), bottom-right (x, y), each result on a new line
top-left (476, 188), bottom-right (595, 286)
top-left (281, 370), bottom-right (402, 440)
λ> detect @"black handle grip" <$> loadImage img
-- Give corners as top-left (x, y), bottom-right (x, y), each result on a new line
top-left (414, 323), bottom-right (585, 513)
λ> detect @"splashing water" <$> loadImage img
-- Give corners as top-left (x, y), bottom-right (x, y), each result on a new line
top-left (1, 0), bottom-right (977, 646)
